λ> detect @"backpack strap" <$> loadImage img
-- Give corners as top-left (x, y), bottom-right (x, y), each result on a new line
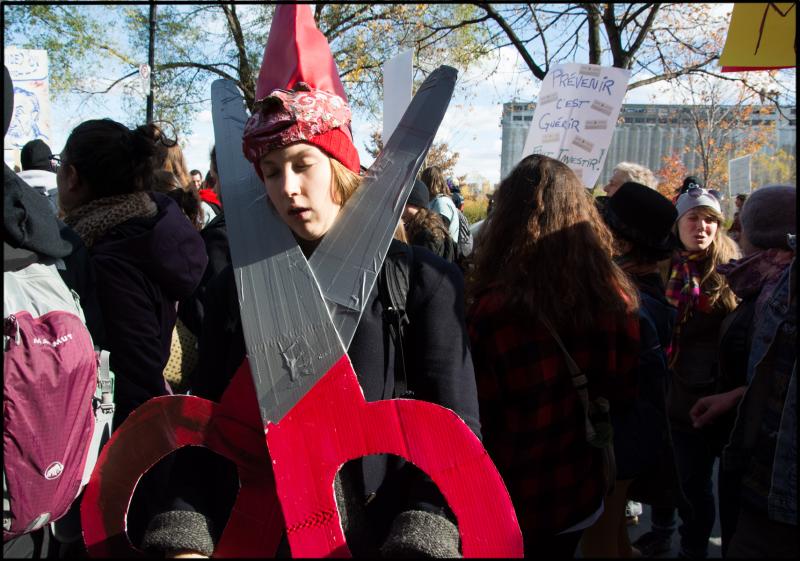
top-left (539, 315), bottom-right (617, 494)
top-left (96, 350), bottom-right (114, 415)
top-left (378, 243), bottom-right (413, 398)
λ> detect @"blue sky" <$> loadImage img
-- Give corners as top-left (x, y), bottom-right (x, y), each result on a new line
top-left (6, 3), bottom-right (793, 185)
top-left (26, 44), bottom-right (685, 186)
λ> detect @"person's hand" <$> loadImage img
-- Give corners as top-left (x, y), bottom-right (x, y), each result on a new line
top-left (690, 386), bottom-right (746, 429)
top-left (166, 552), bottom-right (208, 559)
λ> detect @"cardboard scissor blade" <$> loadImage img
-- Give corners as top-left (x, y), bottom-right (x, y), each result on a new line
top-left (211, 66), bottom-right (457, 424)
top-left (309, 65), bottom-right (457, 349)
top-left (211, 80), bottom-right (344, 425)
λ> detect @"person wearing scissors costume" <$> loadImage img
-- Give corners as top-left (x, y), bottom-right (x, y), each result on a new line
top-left (140, 9), bottom-right (480, 559)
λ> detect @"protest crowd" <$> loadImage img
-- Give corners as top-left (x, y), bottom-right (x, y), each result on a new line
top-left (3, 5), bottom-right (796, 560)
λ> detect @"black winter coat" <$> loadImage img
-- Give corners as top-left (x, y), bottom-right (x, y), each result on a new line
top-left (89, 192), bottom-right (207, 427)
top-left (622, 273), bottom-right (689, 512)
top-left (178, 211), bottom-right (231, 336)
top-left (612, 273), bottom-right (676, 480)
top-left (4, 164), bottom-right (103, 340)
top-left (408, 228), bottom-right (457, 264)
top-left (144, 241), bottom-right (480, 556)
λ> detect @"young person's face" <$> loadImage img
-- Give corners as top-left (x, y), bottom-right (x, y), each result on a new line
top-left (678, 208), bottom-right (718, 252)
top-left (259, 143), bottom-right (338, 241)
top-left (55, 149), bottom-right (88, 214)
top-left (191, 173), bottom-right (202, 189)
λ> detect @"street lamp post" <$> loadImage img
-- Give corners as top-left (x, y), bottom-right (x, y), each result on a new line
top-left (146, 3), bottom-right (156, 123)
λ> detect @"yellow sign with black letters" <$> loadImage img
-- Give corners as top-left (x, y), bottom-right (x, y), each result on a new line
top-left (719, 3), bottom-right (796, 71)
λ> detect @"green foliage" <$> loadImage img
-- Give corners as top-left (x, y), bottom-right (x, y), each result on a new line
top-left (462, 199), bottom-right (487, 224)
top-left (752, 148), bottom-right (797, 186)
top-left (3, 3), bottom-right (493, 138)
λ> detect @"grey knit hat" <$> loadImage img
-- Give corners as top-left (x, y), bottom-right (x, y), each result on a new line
top-left (739, 184), bottom-right (796, 250)
top-left (675, 188), bottom-right (722, 220)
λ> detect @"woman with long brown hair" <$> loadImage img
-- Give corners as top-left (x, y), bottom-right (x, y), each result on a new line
top-left (420, 165), bottom-right (460, 245)
top-left (466, 154), bottom-right (641, 557)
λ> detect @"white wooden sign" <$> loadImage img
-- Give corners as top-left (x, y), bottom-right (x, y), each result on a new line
top-left (382, 50), bottom-right (413, 144)
top-left (728, 154), bottom-right (752, 195)
top-left (521, 63), bottom-right (630, 188)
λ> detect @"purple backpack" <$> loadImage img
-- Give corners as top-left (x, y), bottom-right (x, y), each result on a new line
top-left (3, 262), bottom-right (114, 542)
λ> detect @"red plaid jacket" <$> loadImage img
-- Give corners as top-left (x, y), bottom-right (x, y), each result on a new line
top-left (467, 287), bottom-right (640, 538)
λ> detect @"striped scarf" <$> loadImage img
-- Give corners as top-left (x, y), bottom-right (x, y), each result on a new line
top-left (665, 250), bottom-right (711, 363)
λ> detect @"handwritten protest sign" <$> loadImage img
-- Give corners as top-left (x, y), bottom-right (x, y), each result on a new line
top-left (728, 154), bottom-right (752, 195)
top-left (383, 50), bottom-right (413, 144)
top-left (719, 3), bottom-right (796, 71)
top-left (521, 63), bottom-right (630, 188)
top-left (4, 47), bottom-right (51, 151)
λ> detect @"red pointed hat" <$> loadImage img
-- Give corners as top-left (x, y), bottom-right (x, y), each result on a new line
top-left (243, 4), bottom-right (360, 174)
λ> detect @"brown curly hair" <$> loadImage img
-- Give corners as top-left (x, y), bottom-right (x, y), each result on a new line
top-left (405, 207), bottom-right (450, 243)
top-left (468, 154), bottom-right (639, 332)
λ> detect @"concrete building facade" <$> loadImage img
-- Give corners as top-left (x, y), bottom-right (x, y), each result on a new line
top-left (500, 102), bottom-right (796, 187)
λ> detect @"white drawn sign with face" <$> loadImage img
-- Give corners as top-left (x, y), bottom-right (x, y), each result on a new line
top-left (4, 48), bottom-right (51, 150)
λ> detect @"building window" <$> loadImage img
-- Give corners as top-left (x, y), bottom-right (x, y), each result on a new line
top-left (524, 116), bottom-right (532, 121)
top-left (513, 116), bottom-right (523, 121)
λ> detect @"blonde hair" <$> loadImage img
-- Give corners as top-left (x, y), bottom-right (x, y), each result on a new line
top-left (163, 143), bottom-right (192, 191)
top-left (152, 170), bottom-right (182, 193)
top-left (328, 157), bottom-right (406, 242)
top-left (329, 157), bottom-right (361, 206)
top-left (614, 162), bottom-right (658, 189)
top-left (675, 206), bottom-right (740, 311)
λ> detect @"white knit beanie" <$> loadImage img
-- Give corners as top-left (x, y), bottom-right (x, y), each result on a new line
top-left (675, 189), bottom-right (722, 220)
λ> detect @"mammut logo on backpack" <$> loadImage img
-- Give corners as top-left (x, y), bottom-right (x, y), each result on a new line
top-left (44, 462), bottom-right (64, 480)
top-left (32, 333), bottom-right (73, 347)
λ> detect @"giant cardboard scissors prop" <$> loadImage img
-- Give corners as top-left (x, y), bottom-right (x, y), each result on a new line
top-left (81, 7), bottom-right (522, 558)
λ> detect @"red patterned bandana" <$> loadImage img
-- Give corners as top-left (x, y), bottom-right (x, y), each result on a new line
top-left (242, 84), bottom-right (359, 173)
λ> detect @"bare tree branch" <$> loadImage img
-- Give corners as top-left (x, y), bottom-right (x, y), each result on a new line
top-left (220, 3), bottom-right (255, 104)
top-left (475, 2), bottom-right (546, 79)
top-left (627, 54), bottom-right (719, 89)
top-left (74, 70), bottom-right (138, 94)
top-left (624, 4), bottom-right (661, 64)
top-left (621, 3), bottom-right (657, 28)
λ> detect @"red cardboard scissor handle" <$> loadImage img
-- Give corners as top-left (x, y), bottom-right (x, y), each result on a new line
top-left (266, 354), bottom-right (524, 558)
top-left (80, 368), bottom-right (283, 558)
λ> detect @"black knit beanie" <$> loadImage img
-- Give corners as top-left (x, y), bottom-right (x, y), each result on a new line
top-left (21, 139), bottom-right (54, 171)
top-left (407, 179), bottom-right (430, 208)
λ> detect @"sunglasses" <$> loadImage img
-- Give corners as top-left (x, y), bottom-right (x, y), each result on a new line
top-left (49, 154), bottom-right (64, 168)
top-left (687, 186), bottom-right (723, 201)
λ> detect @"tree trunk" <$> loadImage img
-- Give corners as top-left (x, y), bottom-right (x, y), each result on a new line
top-left (586, 4), bottom-right (602, 65)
